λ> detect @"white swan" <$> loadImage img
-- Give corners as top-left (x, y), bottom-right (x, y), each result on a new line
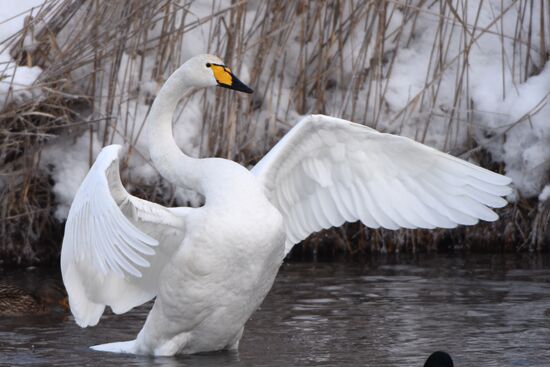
top-left (61, 54), bottom-right (512, 356)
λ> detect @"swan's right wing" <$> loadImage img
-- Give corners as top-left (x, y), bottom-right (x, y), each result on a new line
top-left (61, 145), bottom-right (189, 327)
top-left (252, 115), bottom-right (512, 255)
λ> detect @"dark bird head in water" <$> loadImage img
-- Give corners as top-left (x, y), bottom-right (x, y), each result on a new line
top-left (424, 351), bottom-right (454, 367)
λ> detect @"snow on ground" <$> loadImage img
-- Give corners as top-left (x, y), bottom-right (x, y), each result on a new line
top-left (41, 133), bottom-right (103, 220)
top-left (540, 185), bottom-right (550, 202)
top-left (482, 63), bottom-right (550, 198)
top-left (0, 0), bottom-right (43, 106)
top-left (2, 1), bottom-right (549, 218)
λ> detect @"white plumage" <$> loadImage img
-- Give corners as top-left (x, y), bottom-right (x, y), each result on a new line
top-left (61, 54), bottom-right (512, 356)
top-left (252, 116), bottom-right (510, 254)
top-left (62, 145), bottom-right (188, 327)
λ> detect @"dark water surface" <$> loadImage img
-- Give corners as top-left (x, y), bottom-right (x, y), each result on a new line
top-left (1, 254), bottom-right (550, 366)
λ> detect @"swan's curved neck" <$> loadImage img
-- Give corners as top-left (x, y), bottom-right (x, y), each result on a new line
top-left (147, 66), bottom-right (202, 191)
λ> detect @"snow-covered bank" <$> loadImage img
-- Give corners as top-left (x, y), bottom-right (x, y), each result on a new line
top-left (0, 0), bottom-right (43, 106)
top-left (1, 1), bottom-right (549, 262)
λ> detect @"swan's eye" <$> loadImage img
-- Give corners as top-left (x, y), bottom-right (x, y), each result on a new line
top-left (205, 63), bottom-right (211, 68)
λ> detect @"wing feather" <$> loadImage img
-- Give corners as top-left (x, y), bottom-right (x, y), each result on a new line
top-left (252, 115), bottom-right (512, 255)
top-left (329, 186), bottom-right (354, 223)
top-left (61, 145), bottom-right (189, 327)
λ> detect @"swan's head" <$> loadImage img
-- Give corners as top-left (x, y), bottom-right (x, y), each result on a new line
top-left (182, 54), bottom-right (253, 94)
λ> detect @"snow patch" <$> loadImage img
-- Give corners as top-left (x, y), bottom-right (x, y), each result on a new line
top-left (539, 185), bottom-right (550, 202)
top-left (0, 0), bottom-right (44, 106)
top-left (41, 133), bottom-right (103, 220)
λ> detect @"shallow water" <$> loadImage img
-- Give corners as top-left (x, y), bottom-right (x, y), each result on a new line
top-left (1, 254), bottom-right (550, 366)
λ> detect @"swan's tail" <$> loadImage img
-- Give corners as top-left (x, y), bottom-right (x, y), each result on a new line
top-left (91, 339), bottom-right (137, 354)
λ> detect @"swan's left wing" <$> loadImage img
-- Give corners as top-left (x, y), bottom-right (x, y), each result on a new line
top-left (252, 115), bottom-right (512, 255)
top-left (61, 145), bottom-right (189, 327)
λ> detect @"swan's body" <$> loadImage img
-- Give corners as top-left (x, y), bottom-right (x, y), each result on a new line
top-left (130, 177), bottom-right (284, 355)
top-left (61, 54), bottom-right (512, 356)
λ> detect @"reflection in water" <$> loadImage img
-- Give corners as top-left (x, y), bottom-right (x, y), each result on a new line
top-left (1, 254), bottom-right (550, 366)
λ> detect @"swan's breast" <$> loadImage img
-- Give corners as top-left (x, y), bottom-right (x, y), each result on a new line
top-left (151, 198), bottom-right (284, 351)
top-left (175, 199), bottom-right (283, 275)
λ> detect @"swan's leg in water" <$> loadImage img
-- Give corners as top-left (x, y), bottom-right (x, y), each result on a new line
top-left (153, 332), bottom-right (191, 356)
top-left (133, 298), bottom-right (192, 356)
top-left (134, 315), bottom-right (192, 356)
top-left (226, 327), bottom-right (244, 351)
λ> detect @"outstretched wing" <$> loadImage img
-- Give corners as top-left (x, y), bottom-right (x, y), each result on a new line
top-left (252, 115), bottom-right (512, 255)
top-left (61, 145), bottom-right (190, 327)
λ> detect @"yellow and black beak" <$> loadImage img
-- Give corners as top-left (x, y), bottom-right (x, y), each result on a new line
top-left (208, 63), bottom-right (253, 94)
